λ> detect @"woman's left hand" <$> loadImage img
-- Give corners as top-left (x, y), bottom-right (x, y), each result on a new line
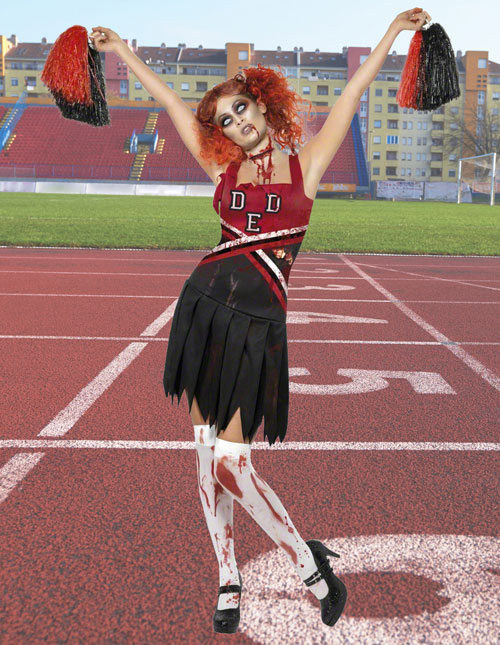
top-left (391, 7), bottom-right (432, 33)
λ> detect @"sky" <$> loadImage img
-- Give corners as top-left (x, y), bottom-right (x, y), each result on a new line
top-left (4, 0), bottom-right (500, 65)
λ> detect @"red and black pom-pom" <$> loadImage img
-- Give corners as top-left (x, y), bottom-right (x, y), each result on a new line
top-left (397, 22), bottom-right (460, 111)
top-left (41, 25), bottom-right (110, 127)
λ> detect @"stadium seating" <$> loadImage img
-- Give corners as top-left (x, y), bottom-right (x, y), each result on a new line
top-left (0, 104), bottom-right (364, 186)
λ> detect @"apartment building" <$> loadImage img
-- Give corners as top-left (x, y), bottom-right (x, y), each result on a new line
top-left (2, 32), bottom-right (499, 183)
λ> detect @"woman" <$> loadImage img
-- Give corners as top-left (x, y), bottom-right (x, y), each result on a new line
top-left (91, 7), bottom-right (431, 633)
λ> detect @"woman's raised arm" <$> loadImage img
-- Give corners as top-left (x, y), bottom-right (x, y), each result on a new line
top-left (299, 8), bottom-right (431, 187)
top-left (90, 27), bottom-right (224, 184)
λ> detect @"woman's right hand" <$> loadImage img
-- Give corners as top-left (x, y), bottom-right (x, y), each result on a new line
top-left (89, 27), bottom-right (123, 53)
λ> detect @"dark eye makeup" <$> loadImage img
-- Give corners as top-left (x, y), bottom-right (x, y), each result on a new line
top-left (221, 102), bottom-right (246, 127)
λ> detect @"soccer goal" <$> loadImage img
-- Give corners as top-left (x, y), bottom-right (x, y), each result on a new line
top-left (457, 152), bottom-right (499, 206)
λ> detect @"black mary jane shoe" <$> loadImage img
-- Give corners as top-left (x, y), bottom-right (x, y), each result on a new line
top-left (305, 539), bottom-right (347, 627)
top-left (213, 571), bottom-right (243, 634)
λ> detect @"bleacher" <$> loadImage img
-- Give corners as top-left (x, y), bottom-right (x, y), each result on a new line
top-left (0, 103), bottom-right (367, 187)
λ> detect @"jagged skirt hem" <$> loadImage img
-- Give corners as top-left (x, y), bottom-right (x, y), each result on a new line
top-left (163, 280), bottom-right (288, 445)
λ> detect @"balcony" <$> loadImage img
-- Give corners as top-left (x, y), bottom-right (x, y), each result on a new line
top-left (430, 159), bottom-right (443, 168)
top-left (431, 112), bottom-right (444, 121)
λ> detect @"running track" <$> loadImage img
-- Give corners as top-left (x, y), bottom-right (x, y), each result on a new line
top-left (0, 247), bottom-right (499, 644)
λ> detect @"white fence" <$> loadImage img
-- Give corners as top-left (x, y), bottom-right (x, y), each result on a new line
top-left (0, 179), bottom-right (216, 197)
top-left (376, 180), bottom-right (471, 202)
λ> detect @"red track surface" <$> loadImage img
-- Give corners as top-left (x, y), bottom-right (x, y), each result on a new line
top-left (0, 247), bottom-right (499, 643)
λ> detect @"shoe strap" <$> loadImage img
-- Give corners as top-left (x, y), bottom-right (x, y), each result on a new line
top-left (218, 583), bottom-right (241, 595)
top-left (303, 559), bottom-right (332, 587)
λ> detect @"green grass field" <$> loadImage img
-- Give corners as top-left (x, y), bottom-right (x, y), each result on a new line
top-left (1, 192), bottom-right (499, 255)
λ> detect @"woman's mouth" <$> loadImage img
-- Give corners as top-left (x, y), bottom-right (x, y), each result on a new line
top-left (242, 124), bottom-right (253, 135)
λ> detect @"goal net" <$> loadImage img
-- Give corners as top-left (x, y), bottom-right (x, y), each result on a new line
top-left (457, 152), bottom-right (499, 205)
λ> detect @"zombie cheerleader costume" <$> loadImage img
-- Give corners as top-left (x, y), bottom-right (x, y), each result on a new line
top-left (163, 152), bottom-right (313, 445)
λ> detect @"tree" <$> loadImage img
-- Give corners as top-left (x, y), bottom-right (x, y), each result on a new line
top-left (442, 104), bottom-right (500, 180)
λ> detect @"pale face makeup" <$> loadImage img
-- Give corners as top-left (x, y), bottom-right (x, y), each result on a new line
top-left (213, 93), bottom-right (272, 157)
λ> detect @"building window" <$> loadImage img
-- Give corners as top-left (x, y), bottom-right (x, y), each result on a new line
top-left (401, 168), bottom-right (406, 176)
top-left (451, 106), bottom-right (459, 114)
top-left (386, 166), bottom-right (397, 175)
top-left (135, 81), bottom-right (142, 89)
top-left (407, 121), bottom-right (413, 129)
top-left (421, 170), bottom-right (426, 176)
top-left (386, 150), bottom-right (397, 160)
top-left (407, 168), bottom-right (411, 176)
top-left (375, 104), bottom-right (382, 112)
top-left (375, 88), bottom-right (383, 96)
top-left (373, 151), bottom-right (381, 159)
top-left (416, 168), bottom-right (421, 176)
top-left (196, 81), bottom-right (208, 91)
top-left (388, 103), bottom-right (398, 113)
top-left (360, 102), bottom-right (367, 115)
top-left (402, 152), bottom-right (406, 160)
top-left (181, 82), bottom-right (189, 90)
top-left (431, 167), bottom-right (442, 176)
top-left (239, 51), bottom-right (248, 60)
top-left (449, 169), bottom-right (456, 177)
top-left (478, 58), bottom-right (487, 68)
top-left (167, 82), bottom-right (174, 89)
top-left (303, 86), bottom-right (310, 94)
top-left (388, 119), bottom-right (398, 129)
top-left (449, 154), bottom-right (457, 161)
top-left (334, 87), bottom-right (341, 95)
top-left (12, 78), bottom-right (19, 86)
top-left (407, 136), bottom-right (412, 145)
top-left (422, 153), bottom-right (426, 161)
top-left (374, 120), bottom-right (381, 128)
top-left (387, 135), bottom-right (399, 144)
top-left (373, 167), bottom-right (380, 175)
top-left (416, 152), bottom-right (420, 161)
top-left (373, 135), bottom-right (381, 144)
top-left (317, 85), bottom-right (328, 95)
top-left (422, 137), bottom-right (426, 145)
top-left (388, 88), bottom-right (397, 97)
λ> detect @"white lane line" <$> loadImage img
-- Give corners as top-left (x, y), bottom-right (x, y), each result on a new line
top-left (0, 440), bottom-right (498, 451)
top-left (1, 292), bottom-right (181, 503)
top-left (354, 260), bottom-right (500, 292)
top-left (1, 270), bottom-right (499, 281)
top-left (140, 299), bottom-right (179, 337)
top-left (1, 252), bottom-right (498, 269)
top-left (38, 343), bottom-right (149, 437)
top-left (2, 334), bottom-right (500, 346)
top-left (0, 453), bottom-right (45, 504)
top-left (1, 293), bottom-right (499, 305)
top-left (1, 245), bottom-right (499, 258)
top-left (0, 293), bottom-right (177, 299)
top-left (342, 255), bottom-right (500, 391)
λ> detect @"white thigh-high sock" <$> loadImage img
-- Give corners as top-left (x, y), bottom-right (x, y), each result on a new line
top-left (213, 438), bottom-right (329, 600)
top-left (194, 425), bottom-right (241, 611)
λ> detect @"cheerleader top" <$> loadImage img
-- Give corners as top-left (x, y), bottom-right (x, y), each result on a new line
top-left (187, 153), bottom-right (314, 323)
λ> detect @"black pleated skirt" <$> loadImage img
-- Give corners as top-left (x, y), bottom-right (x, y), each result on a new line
top-left (163, 280), bottom-right (289, 445)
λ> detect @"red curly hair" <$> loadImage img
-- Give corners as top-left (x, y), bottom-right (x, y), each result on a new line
top-left (195, 63), bottom-right (315, 166)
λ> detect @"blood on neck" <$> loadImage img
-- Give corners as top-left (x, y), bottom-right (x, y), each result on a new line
top-left (247, 136), bottom-right (274, 184)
